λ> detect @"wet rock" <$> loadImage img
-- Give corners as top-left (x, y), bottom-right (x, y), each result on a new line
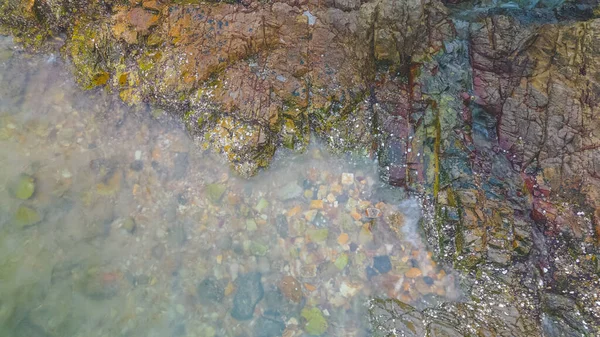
top-left (197, 277), bottom-right (224, 304)
top-left (206, 184), bottom-right (226, 203)
top-left (366, 266), bottom-right (378, 280)
top-left (312, 212), bottom-right (328, 227)
top-left (306, 228), bottom-right (328, 243)
top-left (275, 215), bottom-right (288, 238)
top-left (263, 289), bottom-right (301, 318)
top-left (121, 217), bottom-right (136, 234)
top-left (255, 198), bottom-right (269, 213)
top-left (254, 316), bottom-right (286, 337)
top-left (279, 276), bottom-right (303, 303)
top-left (277, 182), bottom-right (303, 200)
top-left (301, 307), bottom-right (328, 336)
top-left (126, 7), bottom-right (159, 32)
top-left (341, 173), bottom-right (354, 185)
top-left (405, 268), bottom-right (422, 279)
top-left (130, 160), bottom-right (143, 171)
top-left (365, 207), bottom-right (381, 218)
top-left (334, 253), bottom-right (349, 270)
top-left (171, 152), bottom-right (188, 180)
top-left (249, 241), bottom-right (269, 256)
top-left (216, 235), bottom-right (233, 250)
top-left (369, 299), bottom-right (425, 337)
top-left (14, 205), bottom-right (41, 228)
top-left (231, 272), bottom-right (264, 320)
top-left (96, 169), bottom-right (122, 196)
top-left (373, 255), bottom-right (392, 274)
top-left (10, 174), bottom-right (35, 200)
top-left (76, 267), bottom-right (119, 300)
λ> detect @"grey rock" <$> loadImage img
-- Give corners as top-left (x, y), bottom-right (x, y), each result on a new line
top-left (231, 272), bottom-right (264, 320)
top-left (197, 277), bottom-right (224, 304)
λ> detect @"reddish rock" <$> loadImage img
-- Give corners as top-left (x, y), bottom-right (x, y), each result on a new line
top-left (127, 8), bottom-right (159, 32)
top-left (279, 276), bottom-right (303, 302)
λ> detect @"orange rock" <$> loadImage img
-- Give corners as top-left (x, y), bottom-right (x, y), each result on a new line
top-left (142, 0), bottom-right (163, 11)
top-left (224, 281), bottom-right (235, 296)
top-left (127, 8), bottom-right (159, 32)
top-left (151, 147), bottom-right (161, 161)
top-left (330, 183), bottom-right (343, 194)
top-left (350, 210), bottom-right (362, 221)
top-left (304, 283), bottom-right (317, 292)
top-left (132, 184), bottom-right (140, 196)
top-left (310, 200), bottom-right (324, 209)
top-left (405, 267), bottom-right (422, 279)
top-left (287, 205), bottom-right (302, 217)
top-left (279, 276), bottom-right (303, 302)
top-left (227, 193), bottom-right (241, 205)
top-left (337, 233), bottom-right (349, 245)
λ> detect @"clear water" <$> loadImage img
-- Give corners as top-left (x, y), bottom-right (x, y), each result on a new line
top-left (0, 37), bottom-right (459, 337)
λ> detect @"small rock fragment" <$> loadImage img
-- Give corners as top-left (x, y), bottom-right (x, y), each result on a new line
top-left (14, 205), bottom-right (41, 228)
top-left (341, 173), bottom-right (354, 185)
top-left (206, 184), bottom-right (226, 203)
top-left (365, 207), bottom-right (381, 218)
top-left (358, 224), bottom-right (373, 245)
top-left (306, 228), bottom-right (328, 243)
top-left (197, 277), bottom-right (224, 303)
top-left (255, 198), bottom-right (269, 213)
top-left (279, 276), bottom-right (303, 303)
top-left (130, 160), bottom-right (143, 171)
top-left (405, 267), bottom-right (422, 279)
top-left (254, 316), bottom-right (286, 337)
top-left (334, 253), bottom-right (348, 270)
top-left (373, 255), bottom-right (392, 274)
top-left (301, 307), bottom-right (328, 336)
top-left (121, 216), bottom-right (136, 233)
top-left (275, 215), bottom-right (288, 238)
top-left (310, 200), bottom-right (324, 209)
top-left (277, 182), bottom-right (303, 200)
top-left (340, 281), bottom-right (361, 298)
top-left (231, 272), bottom-right (264, 320)
top-left (337, 233), bottom-right (349, 245)
top-left (10, 174), bottom-right (35, 200)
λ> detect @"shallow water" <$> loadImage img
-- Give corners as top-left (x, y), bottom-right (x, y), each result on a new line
top-left (0, 37), bottom-right (459, 337)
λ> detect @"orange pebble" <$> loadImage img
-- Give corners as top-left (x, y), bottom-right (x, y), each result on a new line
top-left (337, 233), bottom-right (349, 245)
top-left (224, 281), bottom-right (236, 296)
top-left (350, 210), bottom-right (362, 221)
top-left (287, 205), bottom-right (302, 217)
top-left (405, 267), bottom-right (422, 279)
top-left (310, 200), bottom-right (324, 209)
top-left (304, 283), bottom-right (317, 292)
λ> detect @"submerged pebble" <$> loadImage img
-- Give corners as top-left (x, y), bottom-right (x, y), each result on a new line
top-left (10, 174), bottom-right (35, 200)
top-left (231, 272), bottom-right (264, 320)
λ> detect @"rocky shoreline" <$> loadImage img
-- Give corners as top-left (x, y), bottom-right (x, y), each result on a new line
top-left (1, 0), bottom-right (600, 335)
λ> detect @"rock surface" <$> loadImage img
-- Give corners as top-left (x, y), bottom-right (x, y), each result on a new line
top-left (231, 272), bottom-right (264, 320)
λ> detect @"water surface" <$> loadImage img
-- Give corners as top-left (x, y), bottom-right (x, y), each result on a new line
top-left (0, 37), bottom-right (458, 337)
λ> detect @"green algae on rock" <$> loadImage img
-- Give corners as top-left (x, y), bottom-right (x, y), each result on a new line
top-left (301, 306), bottom-right (328, 336)
top-left (14, 205), bottom-right (41, 228)
top-left (10, 174), bottom-right (35, 200)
